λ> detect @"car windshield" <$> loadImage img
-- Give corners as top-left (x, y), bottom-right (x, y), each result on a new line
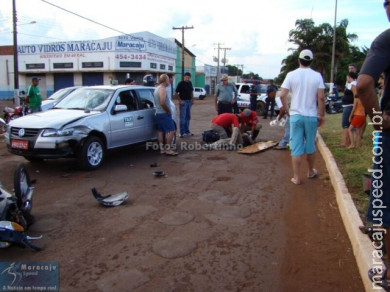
top-left (47, 88), bottom-right (69, 101)
top-left (55, 88), bottom-right (114, 111)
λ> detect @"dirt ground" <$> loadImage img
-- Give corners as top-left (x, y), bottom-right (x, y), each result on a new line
top-left (0, 98), bottom-right (364, 291)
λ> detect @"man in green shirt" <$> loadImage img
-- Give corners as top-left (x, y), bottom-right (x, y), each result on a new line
top-left (27, 77), bottom-right (42, 113)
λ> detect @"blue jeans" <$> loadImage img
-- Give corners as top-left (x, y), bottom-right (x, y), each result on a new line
top-left (179, 100), bottom-right (192, 135)
top-left (279, 117), bottom-right (290, 148)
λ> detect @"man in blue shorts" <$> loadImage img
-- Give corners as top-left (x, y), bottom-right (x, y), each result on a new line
top-left (280, 49), bottom-right (325, 185)
top-left (357, 1), bottom-right (390, 288)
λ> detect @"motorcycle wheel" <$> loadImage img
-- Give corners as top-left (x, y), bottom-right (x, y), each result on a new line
top-left (13, 163), bottom-right (32, 213)
top-left (0, 121), bottom-right (6, 134)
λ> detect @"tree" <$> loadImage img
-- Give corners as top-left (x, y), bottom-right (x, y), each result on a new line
top-left (277, 18), bottom-right (365, 87)
top-left (226, 65), bottom-right (241, 77)
top-left (243, 73), bottom-right (262, 81)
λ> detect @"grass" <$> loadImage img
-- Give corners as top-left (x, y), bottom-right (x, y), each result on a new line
top-left (319, 113), bottom-right (373, 222)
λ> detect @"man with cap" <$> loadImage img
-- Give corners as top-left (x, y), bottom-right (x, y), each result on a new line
top-left (280, 49), bottom-right (325, 185)
top-left (240, 108), bottom-right (261, 144)
top-left (26, 77), bottom-right (42, 113)
top-left (263, 80), bottom-right (278, 119)
top-left (215, 74), bottom-right (238, 115)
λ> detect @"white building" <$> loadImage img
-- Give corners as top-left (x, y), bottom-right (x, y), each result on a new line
top-left (0, 31), bottom-right (177, 99)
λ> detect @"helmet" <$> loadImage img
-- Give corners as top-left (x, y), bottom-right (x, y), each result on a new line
top-left (143, 74), bottom-right (155, 86)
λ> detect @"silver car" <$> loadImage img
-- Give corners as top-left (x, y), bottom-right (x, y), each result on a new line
top-left (41, 86), bottom-right (82, 111)
top-left (5, 85), bottom-right (157, 170)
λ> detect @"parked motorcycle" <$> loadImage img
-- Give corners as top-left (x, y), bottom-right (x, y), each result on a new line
top-left (0, 164), bottom-right (42, 251)
top-left (2, 92), bottom-right (29, 123)
top-left (325, 95), bottom-right (343, 114)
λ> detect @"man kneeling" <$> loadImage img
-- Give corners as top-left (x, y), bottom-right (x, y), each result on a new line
top-left (208, 113), bottom-right (244, 150)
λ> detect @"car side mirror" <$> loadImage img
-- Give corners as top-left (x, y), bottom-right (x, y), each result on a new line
top-left (113, 104), bottom-right (128, 113)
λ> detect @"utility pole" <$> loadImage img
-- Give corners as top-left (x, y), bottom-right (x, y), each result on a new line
top-left (216, 43), bottom-right (221, 83)
top-left (172, 25), bottom-right (194, 80)
top-left (235, 64), bottom-right (244, 82)
top-left (220, 47), bottom-right (231, 74)
top-left (330, 0), bottom-right (338, 92)
top-left (13, 0), bottom-right (20, 106)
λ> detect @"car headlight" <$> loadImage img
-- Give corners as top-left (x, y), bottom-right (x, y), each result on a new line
top-left (42, 128), bottom-right (74, 137)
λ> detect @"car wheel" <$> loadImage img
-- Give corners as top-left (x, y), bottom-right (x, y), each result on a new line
top-left (199, 95), bottom-right (205, 100)
top-left (256, 102), bottom-right (265, 116)
top-left (77, 136), bottom-right (105, 170)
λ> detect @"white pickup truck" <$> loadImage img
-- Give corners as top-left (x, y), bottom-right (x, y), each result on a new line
top-left (235, 83), bottom-right (279, 116)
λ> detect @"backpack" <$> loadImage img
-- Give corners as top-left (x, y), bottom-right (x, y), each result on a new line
top-left (202, 130), bottom-right (220, 143)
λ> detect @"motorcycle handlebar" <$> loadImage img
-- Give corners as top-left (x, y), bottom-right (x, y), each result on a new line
top-left (22, 238), bottom-right (42, 251)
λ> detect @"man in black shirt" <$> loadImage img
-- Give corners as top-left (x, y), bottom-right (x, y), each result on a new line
top-left (175, 72), bottom-right (194, 137)
top-left (263, 80), bottom-right (278, 119)
top-left (357, 1), bottom-right (390, 289)
top-left (249, 81), bottom-right (258, 111)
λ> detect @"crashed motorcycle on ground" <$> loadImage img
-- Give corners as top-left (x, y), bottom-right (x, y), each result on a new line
top-left (0, 164), bottom-right (42, 251)
top-left (0, 117), bottom-right (6, 134)
top-left (2, 92), bottom-right (29, 123)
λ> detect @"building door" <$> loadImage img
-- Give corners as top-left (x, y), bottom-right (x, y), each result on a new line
top-left (54, 73), bottom-right (74, 91)
top-left (82, 73), bottom-right (103, 86)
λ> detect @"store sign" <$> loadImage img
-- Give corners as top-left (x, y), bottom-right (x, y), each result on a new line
top-left (116, 40), bottom-right (146, 51)
top-left (18, 41), bottom-right (113, 55)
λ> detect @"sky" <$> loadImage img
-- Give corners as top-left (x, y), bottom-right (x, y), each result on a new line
top-left (0, 0), bottom-right (388, 79)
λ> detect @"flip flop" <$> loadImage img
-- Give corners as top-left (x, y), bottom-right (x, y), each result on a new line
top-left (165, 150), bottom-right (178, 156)
top-left (291, 178), bottom-right (301, 185)
top-left (307, 169), bottom-right (318, 179)
top-left (153, 171), bottom-right (166, 177)
top-left (359, 225), bottom-right (374, 234)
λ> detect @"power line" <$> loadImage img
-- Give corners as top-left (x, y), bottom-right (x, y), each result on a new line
top-left (41, 0), bottom-right (157, 45)
top-left (41, 0), bottom-right (131, 36)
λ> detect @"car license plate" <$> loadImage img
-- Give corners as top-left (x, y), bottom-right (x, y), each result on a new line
top-left (11, 139), bottom-right (29, 150)
top-left (237, 101), bottom-right (249, 107)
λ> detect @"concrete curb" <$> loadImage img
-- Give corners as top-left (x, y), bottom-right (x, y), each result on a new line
top-left (317, 134), bottom-right (384, 292)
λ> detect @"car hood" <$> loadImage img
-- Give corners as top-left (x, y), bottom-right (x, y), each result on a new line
top-left (9, 109), bottom-right (99, 129)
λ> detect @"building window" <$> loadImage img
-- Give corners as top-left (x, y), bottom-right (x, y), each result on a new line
top-left (150, 63), bottom-right (157, 69)
top-left (26, 63), bottom-right (45, 69)
top-left (53, 63), bottom-right (73, 69)
top-left (160, 64), bottom-right (166, 70)
top-left (82, 62), bottom-right (103, 68)
top-left (120, 62), bottom-right (142, 68)
top-left (168, 65), bottom-right (173, 71)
